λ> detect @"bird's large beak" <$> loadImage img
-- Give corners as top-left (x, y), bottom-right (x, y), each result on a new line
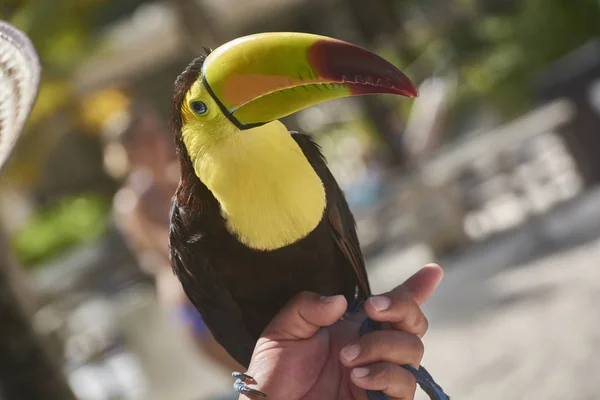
top-left (202, 32), bottom-right (418, 129)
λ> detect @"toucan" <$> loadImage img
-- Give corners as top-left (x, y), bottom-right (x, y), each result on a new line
top-left (169, 32), bottom-right (449, 400)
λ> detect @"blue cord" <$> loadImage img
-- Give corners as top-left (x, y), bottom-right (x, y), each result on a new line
top-left (353, 300), bottom-right (451, 400)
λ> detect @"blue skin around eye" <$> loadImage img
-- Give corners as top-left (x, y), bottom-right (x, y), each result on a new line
top-left (191, 101), bottom-right (207, 115)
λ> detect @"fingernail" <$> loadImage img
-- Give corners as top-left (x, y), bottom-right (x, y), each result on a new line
top-left (320, 295), bottom-right (343, 303)
top-left (353, 367), bottom-right (370, 378)
top-left (369, 295), bottom-right (391, 312)
top-left (341, 344), bottom-right (361, 361)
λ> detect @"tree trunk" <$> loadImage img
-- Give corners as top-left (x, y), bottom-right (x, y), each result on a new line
top-left (0, 231), bottom-right (76, 400)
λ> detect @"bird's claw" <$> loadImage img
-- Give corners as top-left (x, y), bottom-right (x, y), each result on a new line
top-left (342, 297), bottom-right (366, 321)
top-left (232, 372), bottom-right (267, 397)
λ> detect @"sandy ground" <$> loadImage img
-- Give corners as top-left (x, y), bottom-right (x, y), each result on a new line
top-left (124, 187), bottom-right (600, 400)
top-left (371, 188), bottom-right (600, 400)
top-left (405, 239), bottom-right (600, 400)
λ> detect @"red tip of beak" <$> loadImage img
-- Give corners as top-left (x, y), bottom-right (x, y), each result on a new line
top-left (308, 40), bottom-right (418, 98)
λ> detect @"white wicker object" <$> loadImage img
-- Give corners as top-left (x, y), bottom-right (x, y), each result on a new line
top-left (0, 21), bottom-right (40, 171)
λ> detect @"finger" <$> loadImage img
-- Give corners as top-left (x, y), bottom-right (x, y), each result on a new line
top-left (364, 287), bottom-right (428, 338)
top-left (403, 263), bottom-right (444, 305)
top-left (350, 362), bottom-right (417, 400)
top-left (262, 292), bottom-right (347, 341)
top-left (340, 330), bottom-right (424, 369)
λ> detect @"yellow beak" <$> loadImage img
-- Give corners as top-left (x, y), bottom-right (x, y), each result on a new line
top-left (202, 32), bottom-right (418, 129)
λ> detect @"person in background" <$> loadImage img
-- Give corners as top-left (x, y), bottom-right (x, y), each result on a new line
top-left (110, 105), bottom-right (240, 372)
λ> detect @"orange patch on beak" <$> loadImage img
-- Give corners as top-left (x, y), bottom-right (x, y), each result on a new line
top-left (222, 74), bottom-right (331, 108)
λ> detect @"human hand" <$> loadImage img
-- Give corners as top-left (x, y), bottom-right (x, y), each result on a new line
top-left (239, 264), bottom-right (444, 400)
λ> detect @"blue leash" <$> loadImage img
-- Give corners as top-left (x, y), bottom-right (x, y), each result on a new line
top-left (353, 299), bottom-right (451, 400)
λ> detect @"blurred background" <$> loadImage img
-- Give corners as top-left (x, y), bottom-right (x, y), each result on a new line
top-left (1, 0), bottom-right (600, 399)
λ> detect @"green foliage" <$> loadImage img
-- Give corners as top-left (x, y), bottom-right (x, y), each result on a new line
top-left (0, 0), bottom-right (109, 185)
top-left (457, 0), bottom-right (600, 115)
top-left (399, 0), bottom-right (600, 119)
top-left (11, 194), bottom-right (111, 268)
top-left (5, 0), bottom-right (106, 76)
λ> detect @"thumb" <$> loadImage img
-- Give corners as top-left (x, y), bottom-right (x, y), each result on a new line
top-left (402, 263), bottom-right (444, 305)
top-left (263, 292), bottom-right (348, 341)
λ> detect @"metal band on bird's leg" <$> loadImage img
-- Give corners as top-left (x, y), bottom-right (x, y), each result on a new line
top-left (350, 298), bottom-right (451, 400)
top-left (232, 372), bottom-right (267, 397)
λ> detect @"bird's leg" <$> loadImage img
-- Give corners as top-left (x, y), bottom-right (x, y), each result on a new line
top-left (343, 292), bottom-right (365, 320)
top-left (232, 372), bottom-right (267, 397)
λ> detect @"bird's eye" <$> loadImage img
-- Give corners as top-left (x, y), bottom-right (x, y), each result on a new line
top-left (190, 101), bottom-right (208, 115)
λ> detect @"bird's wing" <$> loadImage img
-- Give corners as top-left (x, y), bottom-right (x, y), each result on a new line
top-left (291, 132), bottom-right (371, 297)
top-left (169, 202), bottom-right (255, 368)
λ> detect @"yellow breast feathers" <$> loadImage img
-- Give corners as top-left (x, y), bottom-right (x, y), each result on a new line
top-left (182, 120), bottom-right (326, 250)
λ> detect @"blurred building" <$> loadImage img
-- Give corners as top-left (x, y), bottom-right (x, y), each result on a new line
top-left (535, 38), bottom-right (600, 187)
